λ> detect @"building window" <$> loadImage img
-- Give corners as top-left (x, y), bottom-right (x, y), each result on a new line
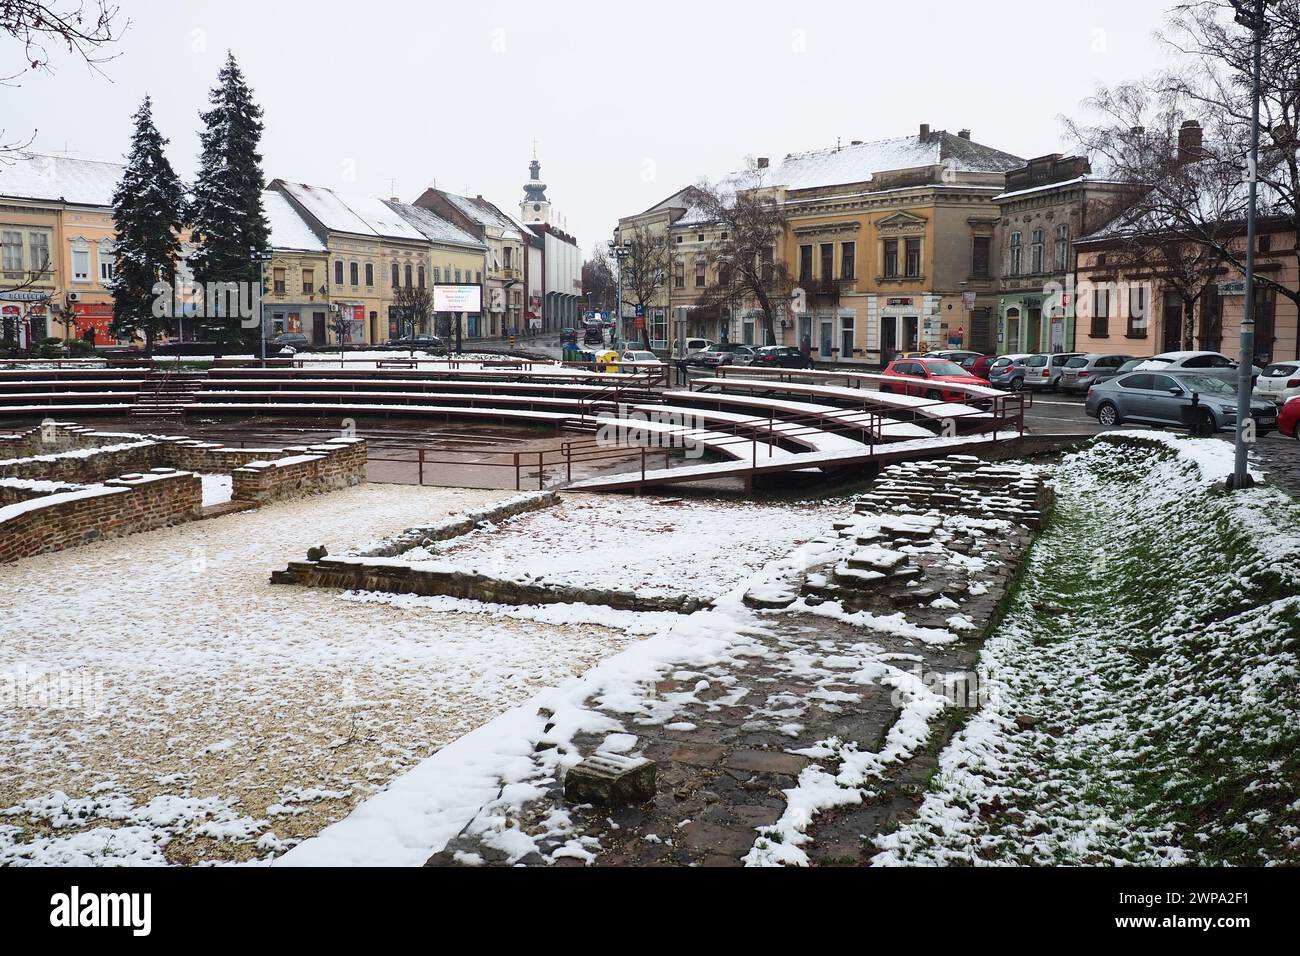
top-left (1, 231), bottom-right (22, 273)
top-left (1009, 232), bottom-right (1022, 275)
top-left (418, 266), bottom-right (425, 289)
top-left (675, 260), bottom-right (685, 288)
top-left (350, 261), bottom-right (359, 286)
top-left (273, 267), bottom-right (286, 295)
top-left (1031, 228), bottom-right (1044, 274)
top-left (391, 262), bottom-right (400, 288)
top-left (820, 243), bottom-right (834, 280)
top-left (904, 238), bottom-right (921, 278)
top-left (1199, 288), bottom-right (1222, 351)
top-left (761, 246), bottom-right (774, 286)
top-left (434, 267), bottom-right (441, 283)
top-left (405, 263), bottom-right (413, 288)
top-left (971, 236), bottom-right (991, 278)
top-left (476, 271), bottom-right (482, 284)
top-left (1128, 286), bottom-right (1147, 338)
top-left (1091, 287), bottom-right (1111, 337)
top-left (883, 239), bottom-right (899, 278)
top-left (454, 269), bottom-right (461, 283)
top-left (675, 235), bottom-right (683, 244)
top-left (29, 233), bottom-right (50, 274)
top-left (364, 263), bottom-right (373, 286)
top-left (503, 247), bottom-right (513, 270)
top-left (841, 241), bottom-right (856, 280)
top-left (694, 259), bottom-right (706, 288)
top-left (98, 242), bottom-right (116, 282)
top-left (1054, 224), bottom-right (1070, 272)
top-left (334, 260), bottom-right (344, 286)
top-left (799, 244), bottom-right (813, 281)
top-left (72, 247), bottom-right (90, 281)
top-left (302, 268), bottom-right (314, 294)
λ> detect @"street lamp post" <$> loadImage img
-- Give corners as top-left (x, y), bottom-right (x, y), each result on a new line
top-left (1228, 0), bottom-right (1269, 490)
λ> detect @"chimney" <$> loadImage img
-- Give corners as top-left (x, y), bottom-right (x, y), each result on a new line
top-left (756, 157), bottom-right (769, 169)
top-left (958, 129), bottom-right (971, 140)
top-left (919, 123), bottom-right (931, 140)
top-left (1178, 119), bottom-right (1204, 160)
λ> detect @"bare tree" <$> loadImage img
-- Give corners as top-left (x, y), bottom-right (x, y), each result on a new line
top-left (2, 1), bottom-right (126, 159)
top-left (617, 221), bottom-right (671, 348)
top-left (1066, 1), bottom-right (1300, 340)
top-left (392, 283), bottom-right (434, 337)
top-left (689, 160), bottom-right (792, 346)
top-left (582, 243), bottom-right (616, 316)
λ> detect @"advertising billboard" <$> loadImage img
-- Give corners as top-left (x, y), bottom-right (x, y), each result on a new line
top-left (433, 284), bottom-right (482, 313)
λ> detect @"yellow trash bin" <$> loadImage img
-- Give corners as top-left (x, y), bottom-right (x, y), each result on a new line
top-left (596, 350), bottom-right (620, 373)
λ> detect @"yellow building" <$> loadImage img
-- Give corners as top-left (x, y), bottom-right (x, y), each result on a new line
top-left (0, 153), bottom-right (122, 347)
top-left (773, 126), bottom-right (1019, 363)
top-left (272, 181), bottom-right (485, 344)
top-left (261, 190), bottom-right (331, 344)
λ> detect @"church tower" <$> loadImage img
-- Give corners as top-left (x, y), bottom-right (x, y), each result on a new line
top-left (521, 152), bottom-right (551, 225)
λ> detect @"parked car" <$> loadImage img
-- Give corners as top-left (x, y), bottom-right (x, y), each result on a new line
top-left (986, 354), bottom-right (1035, 390)
top-left (679, 338), bottom-right (713, 357)
top-left (560, 327), bottom-right (578, 346)
top-left (270, 332), bottom-right (310, 351)
top-left (880, 357), bottom-right (989, 402)
top-left (387, 334), bottom-right (445, 353)
top-left (1059, 353), bottom-right (1132, 394)
top-left (961, 353), bottom-right (996, 379)
top-left (1114, 358), bottom-right (1145, 376)
top-left (1021, 352), bottom-right (1084, 390)
top-left (1279, 396), bottom-right (1300, 438)
top-left (615, 349), bottom-right (659, 372)
top-left (926, 349), bottom-right (983, 366)
top-left (1254, 361), bottom-right (1300, 405)
top-left (1136, 350), bottom-right (1261, 384)
top-left (1085, 370), bottom-right (1277, 434)
top-left (750, 345), bottom-right (813, 369)
top-left (688, 343), bottom-right (757, 368)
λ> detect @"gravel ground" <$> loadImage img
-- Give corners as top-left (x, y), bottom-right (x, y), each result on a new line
top-left (0, 483), bottom-right (637, 865)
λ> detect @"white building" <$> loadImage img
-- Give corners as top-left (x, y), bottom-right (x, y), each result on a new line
top-left (518, 155), bottom-right (581, 332)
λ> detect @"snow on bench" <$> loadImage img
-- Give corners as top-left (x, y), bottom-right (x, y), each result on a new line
top-left (691, 376), bottom-right (990, 420)
top-left (662, 389), bottom-right (935, 441)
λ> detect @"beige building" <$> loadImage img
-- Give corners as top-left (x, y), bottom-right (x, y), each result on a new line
top-left (0, 153), bottom-right (122, 347)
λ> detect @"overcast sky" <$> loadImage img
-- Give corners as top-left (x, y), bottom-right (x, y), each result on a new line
top-left (5, 0), bottom-right (1181, 254)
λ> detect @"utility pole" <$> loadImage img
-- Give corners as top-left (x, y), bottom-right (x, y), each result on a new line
top-left (1229, 0), bottom-right (1270, 490)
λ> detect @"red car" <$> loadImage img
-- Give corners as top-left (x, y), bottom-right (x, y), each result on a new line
top-left (1280, 395), bottom-right (1300, 439)
top-left (963, 354), bottom-right (995, 379)
top-left (880, 357), bottom-right (989, 402)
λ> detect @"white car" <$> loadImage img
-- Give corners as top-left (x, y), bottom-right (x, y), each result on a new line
top-left (1135, 350), bottom-right (1261, 383)
top-left (618, 350), bottom-right (659, 365)
top-left (1254, 361), bottom-right (1300, 405)
top-left (680, 338), bottom-right (713, 356)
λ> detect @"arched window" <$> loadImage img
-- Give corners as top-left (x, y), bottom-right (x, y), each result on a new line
top-left (365, 263), bottom-right (374, 286)
top-left (349, 262), bottom-right (358, 286)
top-left (391, 262), bottom-right (400, 288)
top-left (334, 260), bottom-right (343, 285)
top-left (417, 266), bottom-right (425, 289)
top-left (404, 263), bottom-right (413, 288)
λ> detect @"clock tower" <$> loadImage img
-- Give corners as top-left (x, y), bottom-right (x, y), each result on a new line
top-left (521, 153), bottom-right (551, 225)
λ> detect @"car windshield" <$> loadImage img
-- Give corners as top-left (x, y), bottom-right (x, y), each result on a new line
top-left (991, 358), bottom-right (1012, 368)
top-left (925, 361), bottom-right (968, 376)
top-left (1066, 357), bottom-right (1089, 369)
top-left (1176, 374), bottom-right (1235, 395)
top-left (1263, 364), bottom-right (1298, 378)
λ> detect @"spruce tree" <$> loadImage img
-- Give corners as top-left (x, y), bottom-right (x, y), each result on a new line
top-left (110, 96), bottom-right (185, 355)
top-left (188, 51), bottom-right (270, 348)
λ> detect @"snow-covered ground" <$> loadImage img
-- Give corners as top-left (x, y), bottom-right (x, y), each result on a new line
top-left (0, 483), bottom-right (642, 865)
top-left (403, 494), bottom-right (846, 599)
top-left (200, 474), bottom-right (233, 507)
top-left (873, 432), bottom-right (1300, 866)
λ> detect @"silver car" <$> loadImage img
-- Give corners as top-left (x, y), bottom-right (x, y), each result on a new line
top-left (1085, 370), bottom-right (1277, 433)
top-left (1059, 354), bottom-right (1131, 394)
top-left (1023, 352), bottom-right (1084, 390)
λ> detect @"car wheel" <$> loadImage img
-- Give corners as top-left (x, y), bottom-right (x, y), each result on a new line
top-left (1010, 377), bottom-right (1024, 392)
top-left (926, 389), bottom-right (942, 401)
top-left (1097, 402), bottom-right (1121, 427)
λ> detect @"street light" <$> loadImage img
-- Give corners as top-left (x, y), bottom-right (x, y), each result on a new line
top-left (1227, 0), bottom-right (1272, 490)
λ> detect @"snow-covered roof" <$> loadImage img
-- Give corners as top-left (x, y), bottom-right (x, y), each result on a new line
top-left (274, 181), bottom-right (426, 242)
top-left (383, 200), bottom-right (487, 250)
top-left (1077, 162), bottom-right (1289, 244)
top-left (263, 190), bottom-right (326, 252)
top-left (437, 191), bottom-right (522, 240)
top-left (771, 131), bottom-right (1023, 191)
top-left (0, 152), bottom-right (124, 207)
